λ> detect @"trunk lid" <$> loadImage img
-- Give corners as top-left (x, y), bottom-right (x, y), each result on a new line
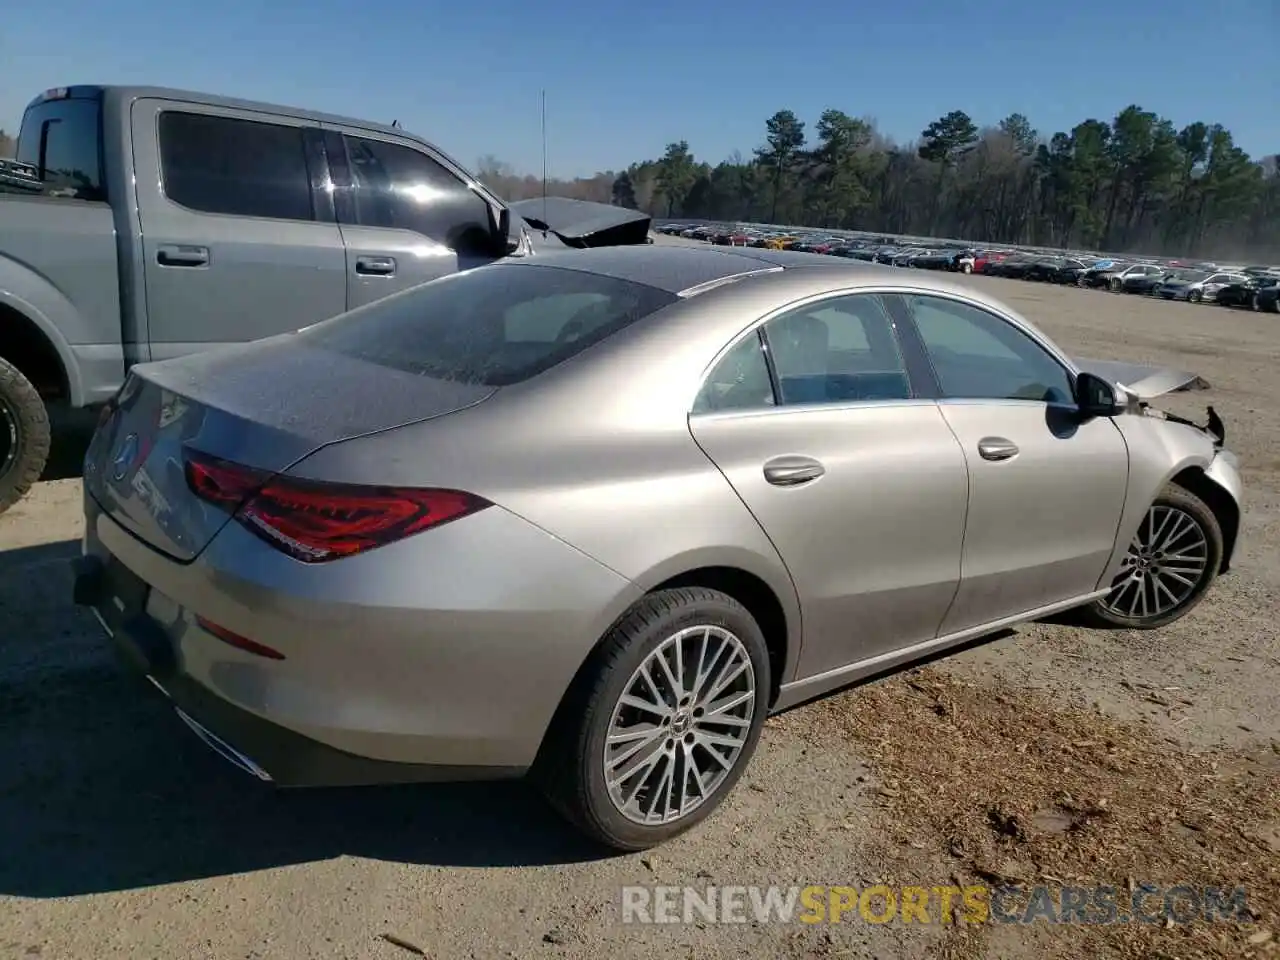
top-left (84, 335), bottom-right (495, 561)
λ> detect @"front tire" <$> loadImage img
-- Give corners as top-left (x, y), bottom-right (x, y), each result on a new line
top-left (536, 587), bottom-right (770, 851)
top-left (0, 357), bottom-right (52, 516)
top-left (1189, 289), bottom-right (1203, 303)
top-left (1084, 484), bottom-right (1222, 629)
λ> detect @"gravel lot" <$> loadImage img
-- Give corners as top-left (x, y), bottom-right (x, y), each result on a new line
top-left (2, 270), bottom-right (1276, 960)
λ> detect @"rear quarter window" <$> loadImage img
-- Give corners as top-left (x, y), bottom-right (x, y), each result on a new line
top-left (296, 264), bottom-right (678, 386)
top-left (14, 96), bottom-right (105, 201)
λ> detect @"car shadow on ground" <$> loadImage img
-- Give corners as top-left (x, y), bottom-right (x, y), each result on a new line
top-left (40, 407), bottom-right (97, 482)
top-left (0, 540), bottom-right (612, 899)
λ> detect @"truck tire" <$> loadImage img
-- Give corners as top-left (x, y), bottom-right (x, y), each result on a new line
top-left (0, 357), bottom-right (52, 516)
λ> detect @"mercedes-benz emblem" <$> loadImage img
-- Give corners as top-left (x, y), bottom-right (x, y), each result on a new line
top-left (111, 433), bottom-right (140, 481)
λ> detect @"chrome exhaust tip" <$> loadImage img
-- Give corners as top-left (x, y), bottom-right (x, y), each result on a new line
top-left (175, 708), bottom-right (274, 782)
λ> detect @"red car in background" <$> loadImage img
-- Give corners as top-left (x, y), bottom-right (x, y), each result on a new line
top-left (974, 250), bottom-right (1013, 274)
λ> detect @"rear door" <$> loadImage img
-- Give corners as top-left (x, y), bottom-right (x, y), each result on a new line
top-left (131, 100), bottom-right (347, 361)
top-left (689, 292), bottom-right (970, 680)
top-left (320, 126), bottom-right (501, 310)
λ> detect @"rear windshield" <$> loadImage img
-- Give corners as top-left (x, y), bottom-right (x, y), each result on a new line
top-left (14, 96), bottom-right (105, 201)
top-left (297, 263), bottom-right (678, 386)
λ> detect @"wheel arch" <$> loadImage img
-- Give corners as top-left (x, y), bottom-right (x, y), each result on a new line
top-left (0, 295), bottom-right (76, 404)
top-left (534, 556), bottom-right (799, 767)
top-left (1169, 465), bottom-right (1240, 574)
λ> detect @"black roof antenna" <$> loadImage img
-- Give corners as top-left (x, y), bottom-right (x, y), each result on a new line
top-left (540, 89), bottom-right (549, 235)
top-left (391, 119), bottom-right (401, 129)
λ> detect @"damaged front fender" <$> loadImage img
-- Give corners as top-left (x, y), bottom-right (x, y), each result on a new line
top-left (1074, 357), bottom-right (1210, 400)
top-left (510, 197), bottom-right (652, 248)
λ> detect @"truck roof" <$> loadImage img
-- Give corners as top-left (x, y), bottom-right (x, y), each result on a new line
top-left (26, 85), bottom-right (423, 147)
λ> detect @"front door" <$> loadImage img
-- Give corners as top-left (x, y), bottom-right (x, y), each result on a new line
top-left (131, 101), bottom-right (347, 361)
top-left (689, 292), bottom-right (970, 681)
top-left (320, 127), bottom-right (501, 310)
top-left (899, 293), bottom-right (1130, 633)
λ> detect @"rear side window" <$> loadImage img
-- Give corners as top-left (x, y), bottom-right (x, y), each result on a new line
top-left (15, 96), bottom-right (106, 201)
top-left (297, 264), bottom-right (678, 386)
top-left (158, 112), bottom-right (314, 221)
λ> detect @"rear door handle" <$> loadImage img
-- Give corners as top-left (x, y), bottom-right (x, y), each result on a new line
top-left (977, 437), bottom-right (1019, 461)
top-left (156, 245), bottom-right (209, 267)
top-left (356, 255), bottom-right (396, 276)
top-left (763, 455), bottom-right (825, 486)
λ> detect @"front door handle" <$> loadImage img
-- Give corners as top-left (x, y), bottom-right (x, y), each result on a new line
top-left (156, 244), bottom-right (209, 267)
top-left (763, 455), bottom-right (825, 486)
top-left (977, 437), bottom-right (1019, 461)
top-left (356, 255), bottom-right (396, 276)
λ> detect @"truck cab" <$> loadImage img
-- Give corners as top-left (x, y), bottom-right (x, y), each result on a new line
top-left (0, 85), bottom-right (650, 514)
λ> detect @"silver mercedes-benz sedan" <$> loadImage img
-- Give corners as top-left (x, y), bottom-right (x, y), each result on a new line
top-left (74, 245), bottom-right (1242, 850)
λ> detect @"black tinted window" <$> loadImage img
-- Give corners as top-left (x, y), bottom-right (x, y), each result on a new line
top-left (764, 294), bottom-right (912, 405)
top-left (344, 136), bottom-right (493, 253)
top-left (15, 97), bottom-right (105, 201)
top-left (693, 332), bottom-right (775, 414)
top-left (907, 295), bottom-right (1074, 404)
top-left (158, 112), bottom-right (313, 221)
top-left (297, 264), bottom-right (677, 386)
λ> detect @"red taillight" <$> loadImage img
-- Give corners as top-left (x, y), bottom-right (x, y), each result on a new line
top-left (183, 449), bottom-right (489, 563)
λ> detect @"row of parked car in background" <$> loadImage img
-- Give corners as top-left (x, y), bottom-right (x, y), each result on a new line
top-left (657, 223), bottom-right (1280, 314)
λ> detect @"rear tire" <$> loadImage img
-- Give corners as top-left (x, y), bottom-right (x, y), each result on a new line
top-left (0, 357), bottom-right (51, 516)
top-left (1082, 484), bottom-right (1222, 630)
top-left (535, 587), bottom-right (770, 851)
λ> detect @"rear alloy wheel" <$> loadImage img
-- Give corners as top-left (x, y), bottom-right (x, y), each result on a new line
top-left (0, 357), bottom-right (52, 517)
top-left (536, 587), bottom-right (770, 850)
top-left (1189, 289), bottom-right (1203, 303)
top-left (1110, 277), bottom-right (1123, 292)
top-left (1086, 485), bottom-right (1222, 629)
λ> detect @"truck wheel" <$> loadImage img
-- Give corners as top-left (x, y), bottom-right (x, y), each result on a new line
top-left (0, 357), bottom-right (52, 515)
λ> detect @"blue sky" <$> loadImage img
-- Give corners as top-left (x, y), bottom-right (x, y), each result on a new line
top-left (2, 0), bottom-right (1274, 179)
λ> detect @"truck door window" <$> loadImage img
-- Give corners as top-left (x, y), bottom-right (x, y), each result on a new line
top-left (343, 136), bottom-right (493, 254)
top-left (14, 97), bottom-right (106, 201)
top-left (158, 111), bottom-right (314, 221)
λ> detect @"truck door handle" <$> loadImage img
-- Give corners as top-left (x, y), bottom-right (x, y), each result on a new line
top-left (156, 245), bottom-right (209, 267)
top-left (356, 255), bottom-right (396, 276)
top-left (763, 455), bottom-right (825, 486)
top-left (977, 437), bottom-right (1019, 461)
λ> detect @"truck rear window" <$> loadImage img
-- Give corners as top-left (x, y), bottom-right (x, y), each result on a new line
top-left (15, 96), bottom-right (105, 201)
top-left (296, 263), bottom-right (678, 386)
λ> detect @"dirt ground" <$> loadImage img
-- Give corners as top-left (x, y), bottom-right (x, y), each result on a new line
top-left (2, 268), bottom-right (1277, 960)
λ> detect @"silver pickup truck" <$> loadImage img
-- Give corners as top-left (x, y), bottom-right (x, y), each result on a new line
top-left (0, 85), bottom-right (652, 514)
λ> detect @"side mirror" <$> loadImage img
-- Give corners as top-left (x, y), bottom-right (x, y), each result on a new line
top-left (1075, 371), bottom-right (1121, 418)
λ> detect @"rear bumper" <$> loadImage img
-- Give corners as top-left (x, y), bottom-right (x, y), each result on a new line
top-left (72, 554), bottom-right (525, 788)
top-left (75, 487), bottom-right (640, 787)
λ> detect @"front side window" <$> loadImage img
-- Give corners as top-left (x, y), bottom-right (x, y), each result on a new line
top-left (296, 263), bottom-right (677, 386)
top-left (692, 332), bottom-right (775, 414)
top-left (905, 295), bottom-right (1074, 404)
top-left (344, 136), bottom-right (493, 253)
top-left (763, 294), bottom-right (911, 406)
top-left (158, 111), bottom-right (314, 221)
top-left (15, 96), bottom-right (105, 201)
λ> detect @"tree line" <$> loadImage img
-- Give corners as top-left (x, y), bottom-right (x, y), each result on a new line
top-left (477, 106), bottom-right (1279, 261)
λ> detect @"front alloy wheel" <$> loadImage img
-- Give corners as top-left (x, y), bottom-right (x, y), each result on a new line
top-left (536, 587), bottom-right (770, 850)
top-left (1088, 485), bottom-right (1222, 629)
